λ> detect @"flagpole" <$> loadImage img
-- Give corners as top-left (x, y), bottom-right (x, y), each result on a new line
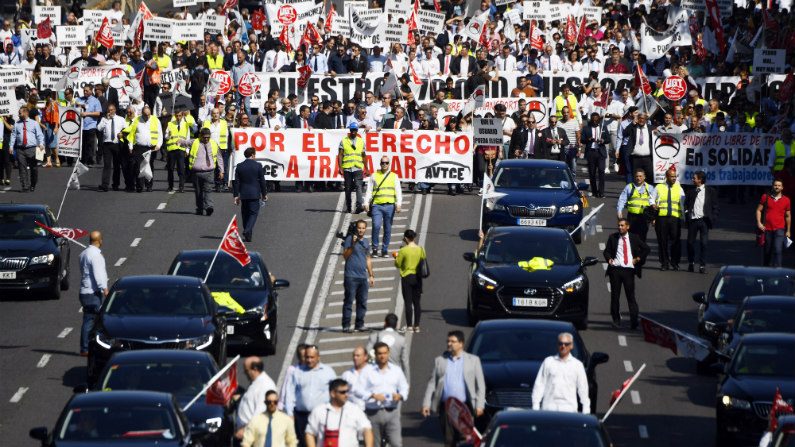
top-left (479, 174), bottom-right (486, 233)
top-left (35, 222), bottom-right (88, 248)
top-left (600, 363), bottom-right (646, 423)
top-left (182, 354), bottom-right (240, 412)
top-left (203, 215), bottom-right (236, 283)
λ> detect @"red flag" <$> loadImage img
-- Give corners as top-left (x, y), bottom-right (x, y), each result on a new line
top-left (576, 16), bottom-right (588, 46)
top-left (778, 73), bottom-right (794, 103)
top-left (220, 217), bottom-right (251, 267)
top-left (769, 387), bottom-right (794, 432)
top-left (220, 0), bottom-right (239, 14)
top-left (129, 1), bottom-right (153, 48)
top-left (35, 221), bottom-right (89, 240)
top-left (95, 17), bottom-right (114, 49)
top-left (762, 7), bottom-right (779, 31)
top-left (565, 16), bottom-right (577, 43)
top-left (206, 361), bottom-right (238, 406)
top-left (433, 0), bottom-right (442, 13)
top-left (37, 17), bottom-right (52, 40)
top-left (593, 85), bottom-right (611, 108)
top-left (414, 0), bottom-right (421, 13)
top-left (634, 64), bottom-right (652, 95)
top-left (705, 0), bottom-right (726, 53)
top-left (300, 22), bottom-right (322, 52)
top-left (279, 25), bottom-right (293, 53)
top-left (251, 9), bottom-right (265, 31)
top-left (529, 21), bottom-right (544, 50)
top-left (479, 19), bottom-right (490, 49)
top-left (324, 4), bottom-right (336, 33)
top-left (407, 9), bottom-right (419, 46)
top-left (640, 316), bottom-right (677, 354)
top-left (609, 376), bottom-right (632, 406)
top-left (297, 64), bottom-right (312, 89)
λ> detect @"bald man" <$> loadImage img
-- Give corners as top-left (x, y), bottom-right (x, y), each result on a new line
top-left (235, 356), bottom-right (277, 440)
top-left (342, 346), bottom-right (370, 410)
top-left (79, 231), bottom-right (108, 356)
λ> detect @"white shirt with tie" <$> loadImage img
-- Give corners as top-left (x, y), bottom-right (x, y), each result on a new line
top-left (261, 113), bottom-right (285, 130)
top-left (495, 54), bottom-right (518, 72)
top-left (692, 185), bottom-right (705, 219)
top-left (308, 53), bottom-right (328, 74)
top-left (420, 58), bottom-right (440, 78)
top-left (539, 54), bottom-right (563, 73)
top-left (97, 115), bottom-right (127, 143)
top-left (440, 54), bottom-right (453, 75)
top-left (613, 233), bottom-right (634, 269)
top-left (264, 49), bottom-right (289, 72)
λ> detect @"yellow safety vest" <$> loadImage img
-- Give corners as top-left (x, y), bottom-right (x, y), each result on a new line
top-left (340, 136), bottom-right (365, 170)
top-left (518, 257), bottom-right (554, 272)
top-left (123, 116), bottom-right (160, 146)
top-left (773, 140), bottom-right (795, 172)
top-left (655, 182), bottom-right (684, 218)
top-left (554, 94), bottom-right (578, 119)
top-left (207, 54), bottom-right (224, 70)
top-left (745, 112), bottom-right (758, 129)
top-left (188, 138), bottom-right (220, 170)
top-left (372, 171), bottom-right (397, 205)
top-left (166, 119), bottom-right (191, 152)
top-left (626, 183), bottom-right (651, 215)
top-left (154, 55), bottom-right (171, 71)
top-left (202, 119), bottom-right (228, 151)
top-left (211, 291), bottom-right (245, 314)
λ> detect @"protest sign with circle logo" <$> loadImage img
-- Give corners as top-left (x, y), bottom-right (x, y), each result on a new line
top-left (277, 5), bottom-right (298, 25)
top-left (662, 75), bottom-right (687, 101)
top-left (210, 71), bottom-right (233, 96)
top-left (238, 72), bottom-right (260, 97)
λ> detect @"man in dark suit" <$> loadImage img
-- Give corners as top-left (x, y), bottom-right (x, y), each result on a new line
top-left (539, 115), bottom-right (569, 161)
top-left (685, 170), bottom-right (718, 273)
top-left (624, 113), bottom-right (654, 183)
top-left (233, 147), bottom-right (268, 242)
top-left (344, 45), bottom-right (369, 74)
top-left (450, 45), bottom-right (477, 76)
top-left (603, 218), bottom-right (650, 329)
top-left (381, 106), bottom-right (412, 130)
top-left (581, 113), bottom-right (608, 197)
top-left (509, 116), bottom-right (542, 158)
top-left (313, 101), bottom-right (336, 129)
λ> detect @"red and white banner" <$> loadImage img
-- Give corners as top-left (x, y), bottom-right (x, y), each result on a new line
top-left (601, 363), bottom-right (646, 423)
top-left (95, 17), bottom-right (114, 49)
top-left (35, 221), bottom-right (89, 241)
top-left (639, 315), bottom-right (711, 360)
top-left (231, 129), bottom-right (473, 183)
top-left (220, 217), bottom-right (251, 267)
top-left (445, 398), bottom-right (481, 445)
top-left (206, 359), bottom-right (237, 406)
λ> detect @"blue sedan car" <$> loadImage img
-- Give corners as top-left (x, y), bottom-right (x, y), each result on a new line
top-left (483, 159), bottom-right (588, 243)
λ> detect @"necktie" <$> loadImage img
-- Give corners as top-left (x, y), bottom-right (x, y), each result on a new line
top-left (272, 53), bottom-right (277, 70)
top-left (303, 118), bottom-right (307, 129)
top-left (638, 129), bottom-right (644, 145)
top-left (529, 131), bottom-right (534, 154)
top-left (503, 59), bottom-right (506, 70)
top-left (23, 121), bottom-right (27, 146)
top-left (622, 236), bottom-right (629, 265)
top-left (313, 57), bottom-right (318, 71)
top-left (445, 56), bottom-right (450, 73)
top-left (667, 184), bottom-right (672, 215)
top-left (548, 56), bottom-right (551, 71)
top-left (566, 95), bottom-right (574, 119)
top-left (204, 143), bottom-right (211, 166)
top-left (111, 118), bottom-right (115, 142)
top-left (265, 414), bottom-right (272, 447)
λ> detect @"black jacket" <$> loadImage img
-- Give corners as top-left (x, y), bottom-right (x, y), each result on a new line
top-left (313, 112), bottom-right (335, 130)
top-left (233, 159), bottom-right (268, 200)
top-left (509, 127), bottom-right (544, 157)
top-left (603, 232), bottom-right (650, 278)
top-left (345, 55), bottom-right (369, 74)
top-left (580, 123), bottom-right (608, 158)
top-left (538, 126), bottom-right (569, 160)
top-left (451, 55), bottom-right (478, 76)
top-left (624, 123), bottom-right (654, 156)
top-left (382, 117), bottom-right (413, 130)
top-left (685, 185), bottom-right (719, 228)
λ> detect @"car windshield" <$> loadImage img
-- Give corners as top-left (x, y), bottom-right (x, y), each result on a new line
top-left (0, 211), bottom-right (49, 239)
top-left (731, 343), bottom-right (795, 377)
top-left (172, 256), bottom-right (266, 290)
top-left (737, 308), bottom-right (795, 335)
top-left (483, 233), bottom-right (579, 265)
top-left (469, 329), bottom-right (581, 361)
top-left (712, 275), bottom-right (795, 303)
top-left (100, 361), bottom-right (214, 398)
top-left (486, 423), bottom-right (606, 447)
top-left (105, 285), bottom-right (209, 316)
top-left (58, 405), bottom-right (178, 441)
top-left (493, 166), bottom-right (574, 189)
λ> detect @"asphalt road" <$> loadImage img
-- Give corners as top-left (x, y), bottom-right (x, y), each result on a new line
top-left (0, 158), bottom-right (764, 446)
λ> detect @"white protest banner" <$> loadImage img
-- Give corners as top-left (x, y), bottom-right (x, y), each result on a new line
top-left (417, 10), bottom-right (446, 36)
top-left (174, 20), bottom-right (204, 41)
top-left (41, 67), bottom-right (68, 91)
top-left (0, 88), bottom-right (19, 117)
top-left (348, 7), bottom-right (385, 49)
top-left (495, 0), bottom-right (516, 5)
top-left (462, 15), bottom-right (487, 42)
top-left (652, 132), bottom-right (776, 185)
top-left (56, 25), bottom-right (87, 47)
top-left (174, 0), bottom-right (198, 7)
top-left (20, 29), bottom-right (41, 52)
top-left (332, 15), bottom-right (350, 38)
top-left (753, 49), bottom-right (786, 75)
top-left (83, 10), bottom-right (114, 29)
top-left (160, 69), bottom-right (191, 86)
top-left (57, 107), bottom-right (82, 158)
top-left (144, 18), bottom-right (174, 42)
top-left (523, 1), bottom-right (548, 23)
top-left (343, 0), bottom-right (369, 16)
top-left (547, 4), bottom-right (564, 23)
top-left (445, 98), bottom-right (521, 116)
top-left (682, 0), bottom-right (731, 16)
top-left (384, 0), bottom-right (409, 18)
top-left (231, 128), bottom-right (473, 183)
top-left (0, 68), bottom-right (26, 88)
top-left (383, 23), bottom-right (408, 46)
top-left (204, 14), bottom-right (226, 35)
top-left (267, 2), bottom-right (323, 39)
top-left (505, 9), bottom-right (522, 25)
top-left (34, 6), bottom-right (61, 25)
top-left (639, 22), bottom-right (691, 61)
top-left (474, 118), bottom-right (503, 146)
top-left (583, 6), bottom-right (602, 25)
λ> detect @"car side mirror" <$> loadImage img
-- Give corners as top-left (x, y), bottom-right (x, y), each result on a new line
top-left (463, 252), bottom-right (476, 263)
top-left (692, 292), bottom-right (706, 305)
top-left (72, 383), bottom-right (89, 394)
top-left (272, 279), bottom-right (290, 290)
top-left (577, 182), bottom-right (589, 191)
top-left (590, 352), bottom-right (609, 366)
top-left (582, 256), bottom-right (599, 267)
top-left (29, 427), bottom-right (48, 441)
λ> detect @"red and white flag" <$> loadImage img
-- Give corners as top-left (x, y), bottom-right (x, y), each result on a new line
top-left (206, 360), bottom-right (238, 406)
top-left (610, 376), bottom-right (632, 406)
top-left (220, 217), bottom-right (251, 267)
top-left (433, 0), bottom-right (442, 13)
top-left (414, 0), bottom-right (421, 13)
top-left (769, 387), bottom-right (794, 432)
top-left (220, 0), bottom-right (239, 14)
top-left (300, 22), bottom-right (322, 52)
top-left (128, 1), bottom-right (153, 48)
top-left (634, 64), bottom-right (653, 95)
top-left (529, 21), bottom-right (544, 50)
top-left (593, 85), bottom-right (612, 108)
top-left (407, 9), bottom-right (419, 46)
top-left (297, 64), bottom-right (312, 89)
top-left (576, 16), bottom-right (588, 46)
top-left (251, 9), bottom-right (265, 31)
top-left (479, 19), bottom-right (490, 49)
top-left (705, 0), bottom-right (726, 53)
top-left (565, 16), bottom-right (577, 43)
top-left (324, 4), bottom-right (336, 33)
top-left (639, 315), bottom-right (711, 360)
top-left (95, 17), bottom-right (114, 49)
top-left (37, 17), bottom-right (52, 40)
top-left (279, 25), bottom-right (293, 53)
top-left (35, 221), bottom-right (89, 241)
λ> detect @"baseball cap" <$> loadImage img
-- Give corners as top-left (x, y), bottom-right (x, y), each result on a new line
top-left (348, 122), bottom-right (359, 131)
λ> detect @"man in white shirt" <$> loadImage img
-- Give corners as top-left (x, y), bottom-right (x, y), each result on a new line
top-left (531, 332), bottom-right (591, 413)
top-left (494, 46), bottom-right (517, 72)
top-left (357, 343), bottom-right (409, 447)
top-left (260, 101), bottom-right (285, 130)
top-left (419, 48), bottom-right (440, 78)
top-left (305, 379), bottom-right (374, 447)
top-left (367, 46), bottom-right (387, 73)
top-left (96, 104), bottom-right (127, 191)
top-left (538, 45), bottom-right (563, 74)
top-left (341, 346), bottom-right (370, 410)
top-left (235, 357), bottom-right (277, 440)
top-left (308, 44), bottom-right (329, 75)
top-left (264, 44), bottom-right (290, 72)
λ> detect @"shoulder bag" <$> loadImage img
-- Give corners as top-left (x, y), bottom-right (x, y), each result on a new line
top-left (367, 172), bottom-right (391, 218)
top-left (417, 247), bottom-right (430, 278)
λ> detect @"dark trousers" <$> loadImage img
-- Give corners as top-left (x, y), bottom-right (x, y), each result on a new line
top-left (631, 155), bottom-right (653, 184)
top-left (655, 216), bottom-right (682, 267)
top-left (687, 218), bottom-right (709, 265)
top-left (131, 145), bottom-right (154, 191)
top-left (401, 274), bottom-right (422, 327)
top-left (342, 276), bottom-right (369, 329)
top-left (15, 147), bottom-right (37, 190)
top-left (119, 146), bottom-right (134, 190)
top-left (240, 199), bottom-right (261, 239)
top-left (193, 171), bottom-right (215, 211)
top-left (81, 129), bottom-right (97, 165)
top-left (0, 143), bottom-right (12, 181)
top-left (101, 142), bottom-right (121, 188)
top-left (627, 212), bottom-right (649, 242)
top-left (763, 228), bottom-right (786, 267)
top-left (215, 150), bottom-right (230, 188)
top-left (343, 169), bottom-right (364, 211)
top-left (585, 151), bottom-right (605, 195)
top-left (293, 410), bottom-right (310, 447)
top-left (608, 266), bottom-right (638, 326)
top-left (166, 150), bottom-right (186, 190)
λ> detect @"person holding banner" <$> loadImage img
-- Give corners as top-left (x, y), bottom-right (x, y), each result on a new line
top-left (9, 106), bottom-right (44, 192)
top-left (364, 157), bottom-right (402, 258)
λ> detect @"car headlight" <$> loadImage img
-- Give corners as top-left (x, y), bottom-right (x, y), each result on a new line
top-left (721, 395), bottom-right (751, 410)
top-left (476, 272), bottom-right (498, 291)
top-left (562, 275), bottom-right (586, 293)
top-left (493, 203), bottom-right (506, 211)
top-left (95, 332), bottom-right (116, 350)
top-left (246, 305), bottom-right (267, 321)
top-left (184, 334), bottom-right (213, 350)
top-left (559, 204), bottom-right (580, 214)
top-left (29, 253), bottom-right (55, 265)
top-left (703, 321), bottom-right (717, 332)
top-left (205, 417), bottom-right (222, 433)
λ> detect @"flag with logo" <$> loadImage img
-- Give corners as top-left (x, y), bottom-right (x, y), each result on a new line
top-left (407, 9), bottom-right (419, 46)
top-left (565, 16), bottom-right (577, 43)
top-left (433, 0), bottom-right (441, 13)
top-left (297, 64), bottom-right (312, 89)
top-left (95, 17), bottom-right (114, 49)
top-left (634, 64), bottom-right (652, 95)
top-left (220, 216), bottom-right (251, 266)
top-left (128, 1), bottom-right (153, 48)
top-left (462, 84), bottom-right (486, 116)
top-left (413, 0), bottom-right (421, 13)
top-left (68, 161), bottom-right (89, 190)
top-left (529, 20), bottom-right (544, 50)
top-left (279, 25), bottom-right (293, 53)
top-left (609, 376), bottom-right (632, 406)
top-left (576, 16), bottom-right (588, 45)
top-left (705, 0), bottom-right (726, 54)
top-left (251, 9), bottom-right (265, 31)
top-left (593, 85), bottom-right (612, 108)
top-left (324, 4), bottom-right (336, 33)
top-left (220, 0), bottom-right (239, 15)
top-left (482, 174), bottom-right (507, 210)
top-left (206, 359), bottom-right (238, 406)
top-left (35, 221), bottom-right (89, 240)
top-left (300, 23), bottom-right (322, 53)
top-left (37, 17), bottom-right (52, 40)
top-left (639, 315), bottom-right (711, 360)
top-left (768, 387), bottom-right (794, 432)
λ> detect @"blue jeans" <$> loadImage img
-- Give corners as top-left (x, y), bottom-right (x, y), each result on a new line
top-left (343, 277), bottom-right (369, 329)
top-left (79, 292), bottom-right (102, 353)
top-left (371, 203), bottom-right (395, 253)
top-left (763, 229), bottom-right (786, 267)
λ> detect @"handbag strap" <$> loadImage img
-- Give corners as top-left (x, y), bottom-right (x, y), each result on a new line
top-left (369, 172), bottom-right (391, 205)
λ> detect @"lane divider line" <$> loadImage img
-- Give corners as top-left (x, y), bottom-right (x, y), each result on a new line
top-left (630, 390), bottom-right (642, 404)
top-left (596, 225), bottom-right (603, 232)
top-left (623, 360), bottom-right (634, 372)
top-left (130, 238), bottom-right (141, 247)
top-left (157, 202), bottom-right (166, 210)
top-left (144, 219), bottom-right (155, 228)
top-left (598, 242), bottom-right (606, 251)
top-left (57, 327), bottom-right (73, 338)
top-left (618, 335), bottom-right (627, 347)
top-left (37, 354), bottom-right (51, 368)
top-left (115, 257), bottom-right (126, 267)
top-left (9, 387), bottom-right (28, 403)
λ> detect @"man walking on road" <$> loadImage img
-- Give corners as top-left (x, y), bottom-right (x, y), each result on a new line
top-left (189, 128), bottom-right (223, 216)
top-left (366, 313), bottom-right (409, 376)
top-left (603, 218), bottom-right (650, 329)
top-left (305, 379), bottom-right (374, 447)
top-left (79, 231), bottom-right (108, 356)
top-left (342, 220), bottom-right (375, 332)
top-left (283, 346), bottom-right (337, 446)
top-left (364, 156), bottom-right (401, 258)
top-left (422, 330), bottom-right (486, 447)
top-left (122, 104), bottom-right (162, 193)
top-left (342, 346), bottom-right (370, 410)
top-left (654, 167), bottom-right (685, 271)
top-left (338, 122), bottom-right (367, 214)
top-left (9, 106), bottom-right (45, 192)
top-left (756, 179), bottom-right (791, 267)
top-left (241, 390), bottom-right (298, 447)
top-left (235, 357), bottom-right (277, 441)
top-left (685, 171), bottom-right (718, 273)
top-left (581, 112), bottom-right (607, 198)
top-left (617, 168), bottom-right (657, 242)
top-left (233, 147), bottom-right (268, 242)
top-left (360, 342), bottom-right (409, 447)
top-left (531, 332), bottom-right (590, 413)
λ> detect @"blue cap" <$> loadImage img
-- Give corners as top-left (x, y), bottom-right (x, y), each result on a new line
top-left (348, 122), bottom-right (359, 131)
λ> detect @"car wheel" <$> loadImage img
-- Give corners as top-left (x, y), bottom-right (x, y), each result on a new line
top-left (574, 318), bottom-right (588, 330)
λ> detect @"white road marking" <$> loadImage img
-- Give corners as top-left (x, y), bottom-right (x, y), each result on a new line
top-left (130, 238), bottom-right (141, 247)
top-left (618, 335), bottom-right (627, 346)
top-left (57, 327), bottom-right (73, 338)
top-left (78, 307), bottom-right (82, 313)
top-left (319, 335), bottom-right (369, 343)
top-left (602, 263), bottom-right (608, 270)
top-left (606, 282), bottom-right (611, 292)
top-left (338, 267), bottom-right (393, 274)
top-left (320, 347), bottom-right (363, 355)
top-left (334, 276), bottom-right (395, 285)
top-left (9, 387), bottom-right (28, 403)
top-left (329, 298), bottom-right (391, 306)
top-left (623, 360), bottom-right (634, 372)
top-left (115, 257), bottom-right (126, 267)
top-left (37, 354), bottom-right (51, 368)
top-left (326, 308), bottom-right (390, 319)
top-left (596, 225), bottom-right (603, 232)
top-left (631, 390), bottom-right (642, 404)
top-left (598, 242), bottom-right (606, 251)
top-left (332, 287), bottom-right (393, 295)
top-left (157, 202), bottom-right (166, 210)
top-left (639, 425), bottom-right (649, 439)
top-left (144, 219), bottom-right (155, 228)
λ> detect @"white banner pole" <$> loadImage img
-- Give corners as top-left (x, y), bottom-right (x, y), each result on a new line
top-left (600, 363), bottom-right (646, 423)
top-left (203, 215), bottom-right (236, 283)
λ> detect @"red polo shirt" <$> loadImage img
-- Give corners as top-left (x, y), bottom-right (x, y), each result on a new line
top-left (761, 194), bottom-right (791, 231)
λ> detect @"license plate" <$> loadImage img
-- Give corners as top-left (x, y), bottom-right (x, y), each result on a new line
top-left (0, 271), bottom-right (16, 279)
top-left (512, 297), bottom-right (548, 307)
top-left (517, 218), bottom-right (547, 226)
top-left (226, 325), bottom-right (235, 335)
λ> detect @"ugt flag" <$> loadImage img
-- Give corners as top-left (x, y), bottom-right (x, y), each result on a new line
top-left (206, 359), bottom-right (238, 406)
top-left (221, 216), bottom-right (251, 266)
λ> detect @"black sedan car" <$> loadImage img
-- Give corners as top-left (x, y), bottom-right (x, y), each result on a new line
top-left (466, 319), bottom-right (608, 422)
top-left (471, 409), bottom-right (613, 447)
top-left (29, 390), bottom-right (206, 446)
top-left (82, 350), bottom-right (233, 446)
top-left (0, 204), bottom-right (70, 300)
top-left (716, 296), bottom-right (795, 361)
top-left (87, 275), bottom-right (227, 383)
top-left (167, 250), bottom-right (289, 355)
top-left (715, 333), bottom-right (795, 446)
top-left (464, 226), bottom-right (598, 329)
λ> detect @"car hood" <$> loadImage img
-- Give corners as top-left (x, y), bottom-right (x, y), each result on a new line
top-left (0, 237), bottom-right (56, 255)
top-left (480, 263), bottom-right (582, 287)
top-left (101, 315), bottom-right (215, 340)
top-left (704, 302), bottom-right (739, 324)
top-left (178, 396), bottom-right (226, 425)
top-left (721, 375), bottom-right (795, 401)
top-left (209, 287), bottom-right (268, 311)
top-left (495, 188), bottom-right (580, 207)
top-left (482, 360), bottom-right (543, 389)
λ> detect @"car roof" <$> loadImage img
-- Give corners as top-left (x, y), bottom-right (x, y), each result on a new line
top-left (113, 275), bottom-right (205, 287)
top-left (69, 390), bottom-right (173, 407)
top-left (497, 159), bottom-right (569, 169)
top-left (720, 266), bottom-right (795, 276)
top-left (106, 349), bottom-right (216, 365)
top-left (0, 203), bottom-right (49, 213)
top-left (174, 250), bottom-right (262, 261)
top-left (742, 295), bottom-right (795, 309)
top-left (491, 409), bottom-right (601, 426)
top-left (487, 226), bottom-right (570, 238)
top-left (475, 319), bottom-right (577, 333)
top-left (738, 333), bottom-right (795, 344)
